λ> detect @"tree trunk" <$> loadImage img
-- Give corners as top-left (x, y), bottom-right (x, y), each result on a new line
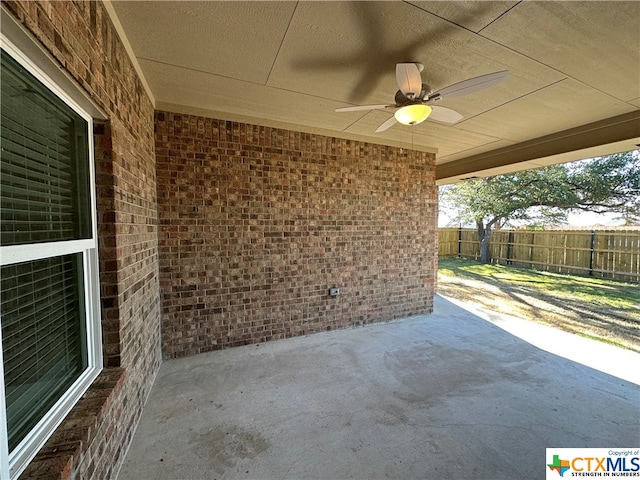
top-left (476, 220), bottom-right (492, 263)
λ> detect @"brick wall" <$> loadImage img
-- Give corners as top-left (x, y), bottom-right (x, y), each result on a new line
top-left (3, 0), bottom-right (437, 475)
top-left (3, 1), bottom-right (161, 479)
top-left (156, 112), bottom-right (438, 359)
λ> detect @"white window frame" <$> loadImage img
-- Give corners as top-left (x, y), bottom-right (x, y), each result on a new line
top-left (0, 18), bottom-right (104, 480)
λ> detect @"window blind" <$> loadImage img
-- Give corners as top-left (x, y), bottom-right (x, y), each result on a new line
top-left (0, 255), bottom-right (87, 451)
top-left (0, 50), bottom-right (91, 246)
top-left (0, 48), bottom-right (92, 454)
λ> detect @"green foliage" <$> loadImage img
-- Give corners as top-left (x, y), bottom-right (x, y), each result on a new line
top-left (569, 152), bottom-right (640, 220)
top-left (441, 151), bottom-right (640, 229)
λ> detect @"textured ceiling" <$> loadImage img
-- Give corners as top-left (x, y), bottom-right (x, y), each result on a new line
top-left (108, 1), bottom-right (640, 183)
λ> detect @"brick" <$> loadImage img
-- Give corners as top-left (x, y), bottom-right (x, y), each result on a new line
top-left (6, 2), bottom-right (437, 478)
top-left (156, 112), bottom-right (438, 359)
top-left (5, 2), bottom-right (160, 479)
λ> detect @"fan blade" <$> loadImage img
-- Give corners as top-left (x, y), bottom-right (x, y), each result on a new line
top-left (396, 63), bottom-right (423, 100)
top-left (335, 104), bottom-right (392, 112)
top-left (428, 106), bottom-right (463, 124)
top-left (428, 71), bottom-right (509, 102)
top-left (375, 116), bottom-right (398, 133)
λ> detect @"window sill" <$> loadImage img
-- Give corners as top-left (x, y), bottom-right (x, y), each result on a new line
top-left (18, 368), bottom-right (126, 480)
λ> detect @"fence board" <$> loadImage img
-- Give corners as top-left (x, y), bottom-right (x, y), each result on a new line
top-left (439, 228), bottom-right (639, 282)
top-left (460, 229), bottom-right (480, 259)
top-left (438, 228), bottom-right (459, 257)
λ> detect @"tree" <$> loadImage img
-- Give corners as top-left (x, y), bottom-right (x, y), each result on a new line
top-left (440, 151), bottom-right (640, 263)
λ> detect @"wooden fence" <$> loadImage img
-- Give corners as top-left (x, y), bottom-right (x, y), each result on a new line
top-left (439, 228), bottom-right (640, 282)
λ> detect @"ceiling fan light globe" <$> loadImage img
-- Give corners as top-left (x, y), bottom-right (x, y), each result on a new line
top-left (394, 104), bottom-right (432, 126)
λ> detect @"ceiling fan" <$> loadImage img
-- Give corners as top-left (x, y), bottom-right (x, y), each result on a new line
top-left (335, 63), bottom-right (509, 133)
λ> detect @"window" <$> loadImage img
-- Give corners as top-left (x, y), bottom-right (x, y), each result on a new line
top-left (0, 37), bottom-right (102, 479)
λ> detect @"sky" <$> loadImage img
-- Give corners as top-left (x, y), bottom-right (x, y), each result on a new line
top-left (437, 205), bottom-right (626, 228)
top-left (564, 211), bottom-right (625, 228)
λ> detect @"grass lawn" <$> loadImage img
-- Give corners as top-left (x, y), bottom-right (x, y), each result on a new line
top-left (437, 257), bottom-right (640, 352)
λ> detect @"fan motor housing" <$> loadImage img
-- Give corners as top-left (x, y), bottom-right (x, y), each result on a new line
top-left (395, 83), bottom-right (432, 104)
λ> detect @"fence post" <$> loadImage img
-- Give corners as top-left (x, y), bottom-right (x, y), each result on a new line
top-left (506, 230), bottom-right (514, 265)
top-left (457, 225), bottom-right (462, 258)
top-left (588, 230), bottom-right (596, 276)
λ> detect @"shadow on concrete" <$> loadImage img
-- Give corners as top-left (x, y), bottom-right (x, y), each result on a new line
top-left (118, 295), bottom-right (639, 480)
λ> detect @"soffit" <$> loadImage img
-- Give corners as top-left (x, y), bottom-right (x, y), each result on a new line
top-left (108, 1), bottom-right (640, 182)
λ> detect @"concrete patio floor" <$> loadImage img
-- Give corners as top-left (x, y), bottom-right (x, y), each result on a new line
top-left (117, 295), bottom-right (640, 480)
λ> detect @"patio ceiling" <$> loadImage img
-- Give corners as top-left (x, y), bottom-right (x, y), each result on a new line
top-left (106, 1), bottom-right (640, 184)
